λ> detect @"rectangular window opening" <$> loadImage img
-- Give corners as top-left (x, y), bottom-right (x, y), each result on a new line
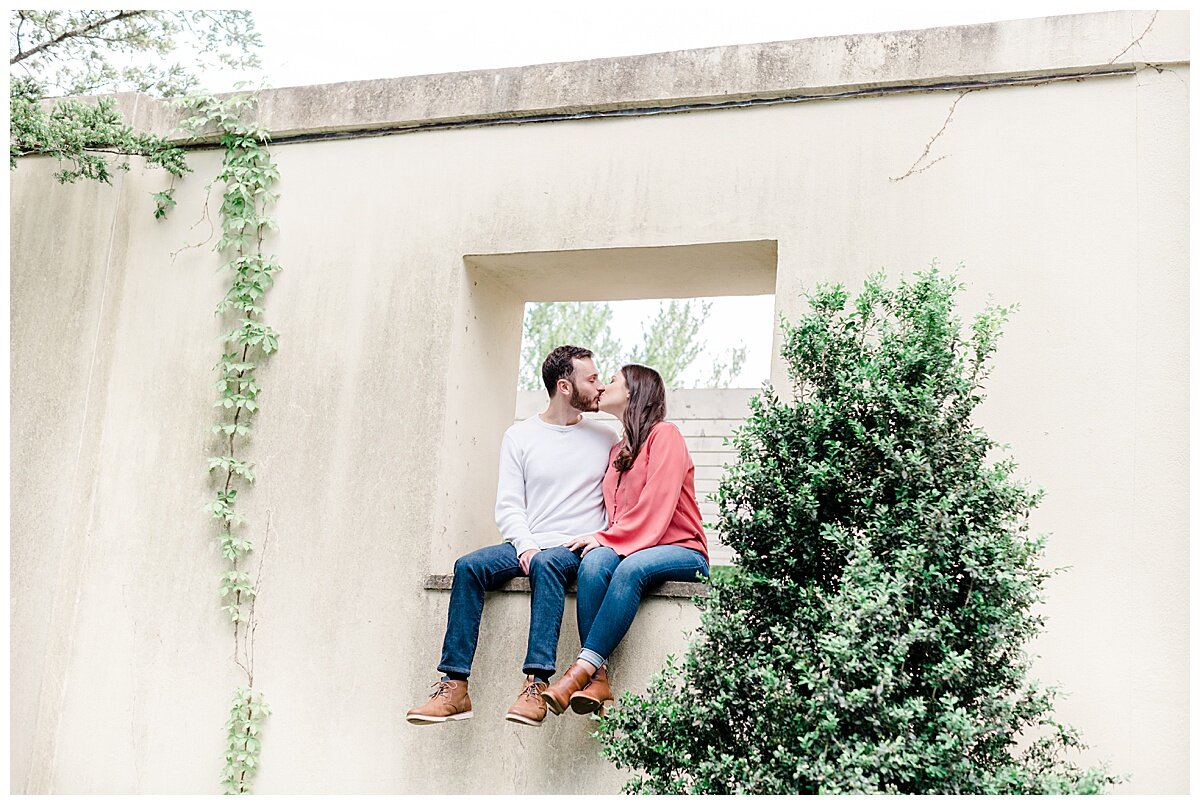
top-left (451, 239), bottom-right (779, 572)
top-left (515, 293), bottom-right (776, 567)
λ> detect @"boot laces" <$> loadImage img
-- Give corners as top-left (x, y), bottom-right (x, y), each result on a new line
top-left (520, 681), bottom-right (542, 700)
top-left (429, 680), bottom-right (454, 700)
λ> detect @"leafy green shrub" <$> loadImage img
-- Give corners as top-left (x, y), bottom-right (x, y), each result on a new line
top-left (597, 266), bottom-right (1120, 794)
top-left (706, 564), bottom-right (739, 585)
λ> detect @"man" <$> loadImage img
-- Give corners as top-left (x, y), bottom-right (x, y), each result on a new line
top-left (406, 345), bottom-right (621, 727)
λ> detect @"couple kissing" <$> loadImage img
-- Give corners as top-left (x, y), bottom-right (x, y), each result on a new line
top-left (407, 344), bottom-right (709, 727)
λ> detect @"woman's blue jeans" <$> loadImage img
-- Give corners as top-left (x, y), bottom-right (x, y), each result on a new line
top-left (438, 542), bottom-right (580, 679)
top-left (575, 545), bottom-right (709, 668)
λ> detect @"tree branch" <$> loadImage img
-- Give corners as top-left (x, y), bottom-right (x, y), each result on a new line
top-left (15, 11), bottom-right (27, 57)
top-left (11, 145), bottom-right (146, 159)
top-left (248, 509), bottom-right (273, 683)
top-left (10, 10), bottom-right (149, 65)
top-left (76, 147), bottom-right (143, 157)
top-left (72, 31), bottom-right (156, 48)
top-left (169, 182), bottom-right (217, 264)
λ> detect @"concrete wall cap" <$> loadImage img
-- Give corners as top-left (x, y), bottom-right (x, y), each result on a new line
top-left (423, 574), bottom-right (710, 599)
top-left (50, 10), bottom-right (1187, 144)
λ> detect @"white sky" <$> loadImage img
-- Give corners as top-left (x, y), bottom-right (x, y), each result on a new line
top-left (163, 1), bottom-right (1137, 387)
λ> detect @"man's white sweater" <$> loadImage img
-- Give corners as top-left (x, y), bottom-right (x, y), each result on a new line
top-left (495, 413), bottom-right (620, 556)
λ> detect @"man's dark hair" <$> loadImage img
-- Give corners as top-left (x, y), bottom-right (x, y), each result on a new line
top-left (541, 345), bottom-right (594, 398)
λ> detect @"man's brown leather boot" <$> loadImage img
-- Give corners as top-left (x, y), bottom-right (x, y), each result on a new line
top-left (569, 664), bottom-right (613, 715)
top-left (504, 676), bottom-right (548, 727)
top-left (540, 661), bottom-right (592, 715)
top-left (405, 679), bottom-right (472, 724)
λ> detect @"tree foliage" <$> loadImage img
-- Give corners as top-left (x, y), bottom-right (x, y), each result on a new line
top-left (627, 299), bottom-right (746, 388)
top-left (596, 266), bottom-right (1120, 794)
top-left (10, 10), bottom-right (261, 97)
top-left (9, 74), bottom-right (189, 182)
top-left (9, 10), bottom-right (261, 183)
top-left (520, 299), bottom-right (747, 390)
top-left (521, 301), bottom-right (626, 390)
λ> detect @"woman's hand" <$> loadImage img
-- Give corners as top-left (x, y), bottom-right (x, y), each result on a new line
top-left (564, 534), bottom-right (604, 557)
top-left (518, 548), bottom-right (539, 575)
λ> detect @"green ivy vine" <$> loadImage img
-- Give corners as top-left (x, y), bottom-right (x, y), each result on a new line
top-left (168, 90), bottom-right (281, 794)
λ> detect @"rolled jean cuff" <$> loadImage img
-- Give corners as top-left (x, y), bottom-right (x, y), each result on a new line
top-left (577, 648), bottom-right (606, 669)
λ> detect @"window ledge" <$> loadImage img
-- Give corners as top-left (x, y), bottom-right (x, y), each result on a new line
top-left (423, 574), bottom-right (709, 599)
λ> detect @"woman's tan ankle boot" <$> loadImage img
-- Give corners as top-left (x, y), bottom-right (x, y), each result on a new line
top-left (540, 661), bottom-right (592, 715)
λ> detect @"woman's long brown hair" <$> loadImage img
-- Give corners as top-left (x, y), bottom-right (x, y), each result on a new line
top-left (613, 364), bottom-right (667, 473)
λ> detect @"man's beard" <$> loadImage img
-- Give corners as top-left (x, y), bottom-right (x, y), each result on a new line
top-left (569, 383), bottom-right (600, 412)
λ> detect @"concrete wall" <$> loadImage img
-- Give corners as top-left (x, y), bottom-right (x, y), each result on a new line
top-left (9, 11), bottom-right (1188, 794)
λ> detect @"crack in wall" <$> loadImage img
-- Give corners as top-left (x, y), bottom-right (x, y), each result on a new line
top-left (889, 10), bottom-right (1169, 183)
top-left (1110, 10), bottom-right (1160, 66)
top-left (890, 90), bottom-right (974, 182)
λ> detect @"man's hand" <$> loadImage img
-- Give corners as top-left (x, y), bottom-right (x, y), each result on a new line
top-left (518, 548), bottom-right (539, 575)
top-left (564, 534), bottom-right (603, 557)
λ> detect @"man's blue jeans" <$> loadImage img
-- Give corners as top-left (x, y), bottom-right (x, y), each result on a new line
top-left (575, 545), bottom-right (709, 668)
top-left (438, 542), bottom-right (581, 679)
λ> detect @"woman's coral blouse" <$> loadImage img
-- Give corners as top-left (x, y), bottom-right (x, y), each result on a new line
top-left (595, 421), bottom-right (709, 560)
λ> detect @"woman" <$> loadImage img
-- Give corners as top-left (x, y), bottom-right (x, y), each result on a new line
top-left (541, 363), bottom-right (709, 716)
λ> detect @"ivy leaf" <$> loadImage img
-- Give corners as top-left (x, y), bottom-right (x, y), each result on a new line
top-left (152, 188), bottom-right (177, 220)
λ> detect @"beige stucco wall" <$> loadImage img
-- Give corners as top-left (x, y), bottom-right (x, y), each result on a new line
top-left (10, 11), bottom-right (1188, 794)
